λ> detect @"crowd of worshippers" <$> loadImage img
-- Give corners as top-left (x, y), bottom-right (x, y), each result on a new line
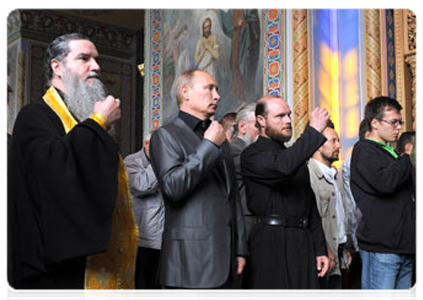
top-left (8, 33), bottom-right (416, 290)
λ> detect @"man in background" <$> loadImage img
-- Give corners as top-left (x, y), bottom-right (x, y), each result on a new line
top-left (124, 134), bottom-right (165, 289)
top-left (308, 120), bottom-right (352, 289)
top-left (230, 102), bottom-right (259, 238)
top-left (220, 111), bottom-right (237, 142)
top-left (229, 102), bottom-right (258, 288)
top-left (396, 131), bottom-right (420, 300)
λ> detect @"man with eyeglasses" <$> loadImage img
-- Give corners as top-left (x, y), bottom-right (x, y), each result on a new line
top-left (350, 96), bottom-right (415, 289)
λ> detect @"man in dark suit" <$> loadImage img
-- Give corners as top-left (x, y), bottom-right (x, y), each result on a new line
top-left (230, 102), bottom-right (259, 238)
top-left (149, 69), bottom-right (248, 289)
top-left (229, 102), bottom-right (258, 289)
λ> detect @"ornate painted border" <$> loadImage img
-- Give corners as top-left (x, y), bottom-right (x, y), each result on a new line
top-left (262, 9), bottom-right (285, 98)
top-left (144, 9), bottom-right (163, 137)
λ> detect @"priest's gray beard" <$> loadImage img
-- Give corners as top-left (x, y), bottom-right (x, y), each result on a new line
top-left (61, 67), bottom-right (106, 122)
top-left (243, 129), bottom-right (258, 146)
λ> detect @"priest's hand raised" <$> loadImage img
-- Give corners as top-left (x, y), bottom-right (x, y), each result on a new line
top-left (93, 96), bottom-right (121, 125)
top-left (309, 107), bottom-right (330, 133)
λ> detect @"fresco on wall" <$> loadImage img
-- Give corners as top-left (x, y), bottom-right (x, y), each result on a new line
top-left (161, 9), bottom-right (263, 123)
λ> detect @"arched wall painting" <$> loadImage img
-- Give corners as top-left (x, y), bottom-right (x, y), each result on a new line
top-left (143, 9), bottom-right (286, 138)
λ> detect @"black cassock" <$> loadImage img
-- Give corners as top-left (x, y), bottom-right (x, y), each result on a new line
top-left (8, 98), bottom-right (119, 289)
top-left (241, 126), bottom-right (327, 289)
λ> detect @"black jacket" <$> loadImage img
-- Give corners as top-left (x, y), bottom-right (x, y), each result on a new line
top-left (350, 139), bottom-right (415, 254)
top-left (8, 99), bottom-right (118, 288)
top-left (241, 126), bottom-right (327, 288)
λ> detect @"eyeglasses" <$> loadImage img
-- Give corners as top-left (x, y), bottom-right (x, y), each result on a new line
top-left (380, 119), bottom-right (404, 126)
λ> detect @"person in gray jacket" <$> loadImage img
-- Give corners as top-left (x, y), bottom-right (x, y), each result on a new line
top-left (124, 135), bottom-right (165, 289)
top-left (308, 120), bottom-right (352, 289)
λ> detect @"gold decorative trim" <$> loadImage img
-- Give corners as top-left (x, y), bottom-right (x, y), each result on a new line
top-left (42, 86), bottom-right (138, 289)
top-left (292, 9), bottom-right (310, 140)
top-left (405, 54), bottom-right (416, 130)
top-left (394, 9), bottom-right (416, 131)
top-left (364, 9), bottom-right (382, 101)
top-left (404, 10), bottom-right (416, 55)
top-left (394, 10), bottom-right (406, 110)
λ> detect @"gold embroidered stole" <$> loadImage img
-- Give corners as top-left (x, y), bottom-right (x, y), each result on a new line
top-left (43, 86), bottom-right (139, 289)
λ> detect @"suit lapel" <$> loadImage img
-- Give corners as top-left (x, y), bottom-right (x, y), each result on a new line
top-left (219, 142), bottom-right (231, 196)
top-left (174, 117), bottom-right (230, 195)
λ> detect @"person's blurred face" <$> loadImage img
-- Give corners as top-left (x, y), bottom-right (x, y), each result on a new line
top-left (62, 39), bottom-right (101, 87)
top-left (372, 108), bottom-right (403, 144)
top-left (260, 98), bottom-right (292, 143)
top-left (319, 127), bottom-right (341, 165)
top-left (183, 70), bottom-right (220, 119)
top-left (203, 19), bottom-right (212, 38)
top-left (241, 111), bottom-right (259, 145)
top-left (144, 139), bottom-right (151, 158)
top-left (59, 40), bottom-right (106, 122)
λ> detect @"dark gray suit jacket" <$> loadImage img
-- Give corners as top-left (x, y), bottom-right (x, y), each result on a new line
top-left (230, 137), bottom-right (254, 238)
top-left (150, 117), bottom-right (248, 288)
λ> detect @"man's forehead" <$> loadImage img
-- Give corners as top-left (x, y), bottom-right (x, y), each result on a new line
top-left (268, 98), bottom-right (290, 113)
top-left (384, 107), bottom-right (400, 114)
top-left (195, 70), bottom-right (217, 85)
top-left (68, 39), bottom-right (98, 55)
top-left (323, 127), bottom-right (338, 139)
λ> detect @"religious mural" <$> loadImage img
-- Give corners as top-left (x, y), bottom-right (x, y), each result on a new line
top-left (159, 9), bottom-right (263, 123)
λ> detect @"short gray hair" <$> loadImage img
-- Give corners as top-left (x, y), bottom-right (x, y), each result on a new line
top-left (174, 69), bottom-right (199, 107)
top-left (234, 102), bottom-right (256, 136)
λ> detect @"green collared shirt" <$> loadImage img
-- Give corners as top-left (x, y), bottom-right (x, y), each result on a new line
top-left (365, 138), bottom-right (399, 159)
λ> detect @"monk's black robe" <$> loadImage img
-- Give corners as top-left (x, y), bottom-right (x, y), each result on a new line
top-left (8, 98), bottom-right (119, 289)
top-left (241, 127), bottom-right (327, 289)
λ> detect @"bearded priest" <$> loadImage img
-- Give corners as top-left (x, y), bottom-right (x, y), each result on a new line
top-left (8, 33), bottom-right (138, 289)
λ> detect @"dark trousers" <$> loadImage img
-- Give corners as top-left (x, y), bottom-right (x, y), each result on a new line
top-left (343, 251), bottom-right (362, 289)
top-left (135, 246), bottom-right (161, 289)
top-left (319, 274), bottom-right (342, 289)
top-left (233, 257), bottom-right (252, 289)
top-left (162, 274), bottom-right (234, 300)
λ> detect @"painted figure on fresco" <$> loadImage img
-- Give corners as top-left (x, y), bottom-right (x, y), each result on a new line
top-left (195, 17), bottom-right (220, 79)
top-left (214, 9), bottom-right (261, 100)
top-left (163, 19), bottom-right (190, 103)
